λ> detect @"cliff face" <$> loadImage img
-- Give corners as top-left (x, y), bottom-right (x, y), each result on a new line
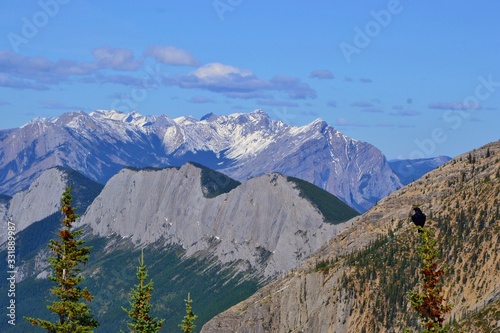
top-left (201, 141), bottom-right (500, 332)
top-left (0, 168), bottom-right (68, 246)
top-left (78, 163), bottom-right (357, 278)
top-left (0, 167), bottom-right (103, 245)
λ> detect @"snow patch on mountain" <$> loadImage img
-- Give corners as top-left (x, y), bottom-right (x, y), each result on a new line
top-left (0, 109), bottom-right (402, 211)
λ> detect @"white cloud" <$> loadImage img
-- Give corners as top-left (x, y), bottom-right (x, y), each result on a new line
top-left (146, 46), bottom-right (199, 66)
top-left (310, 69), bottom-right (334, 79)
top-left (334, 117), bottom-right (368, 127)
top-left (192, 63), bottom-right (252, 80)
top-left (92, 46), bottom-right (141, 71)
top-left (428, 102), bottom-right (481, 111)
top-left (257, 99), bottom-right (299, 107)
top-left (165, 63), bottom-right (316, 100)
top-left (189, 95), bottom-right (215, 104)
top-left (327, 100), bottom-right (337, 108)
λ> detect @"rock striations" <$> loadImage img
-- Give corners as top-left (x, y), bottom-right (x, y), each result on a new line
top-left (0, 109), bottom-right (402, 212)
top-left (78, 163), bottom-right (358, 278)
top-left (201, 141), bottom-right (500, 332)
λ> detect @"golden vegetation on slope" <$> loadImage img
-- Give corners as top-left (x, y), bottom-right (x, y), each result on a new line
top-left (202, 141), bottom-right (500, 333)
top-left (316, 141), bottom-right (500, 332)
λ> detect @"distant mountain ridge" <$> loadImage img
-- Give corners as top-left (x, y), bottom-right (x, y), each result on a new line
top-left (0, 167), bottom-right (103, 245)
top-left (0, 109), bottom-right (404, 212)
top-left (389, 155), bottom-right (451, 185)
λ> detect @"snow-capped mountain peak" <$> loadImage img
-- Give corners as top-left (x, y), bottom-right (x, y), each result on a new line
top-left (89, 109), bottom-right (156, 127)
top-left (0, 109), bottom-right (402, 211)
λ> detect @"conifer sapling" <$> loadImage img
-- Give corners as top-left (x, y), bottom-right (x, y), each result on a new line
top-left (122, 250), bottom-right (164, 333)
top-left (25, 187), bottom-right (98, 332)
top-left (179, 293), bottom-right (197, 333)
top-left (407, 226), bottom-right (452, 333)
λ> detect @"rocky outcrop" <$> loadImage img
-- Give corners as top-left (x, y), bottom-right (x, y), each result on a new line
top-left (0, 168), bottom-right (66, 245)
top-left (78, 163), bottom-right (357, 278)
top-left (0, 167), bottom-right (103, 245)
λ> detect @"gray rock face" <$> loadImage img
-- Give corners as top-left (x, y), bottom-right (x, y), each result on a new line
top-left (223, 119), bottom-right (401, 212)
top-left (78, 163), bottom-right (353, 278)
top-left (200, 270), bottom-right (353, 333)
top-left (0, 196), bottom-right (9, 244)
top-left (0, 168), bottom-right (67, 244)
top-left (0, 109), bottom-right (402, 212)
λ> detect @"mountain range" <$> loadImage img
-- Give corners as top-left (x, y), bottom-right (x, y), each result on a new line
top-left (77, 162), bottom-right (358, 278)
top-left (0, 162), bottom-right (358, 331)
top-left (2, 142), bottom-right (496, 332)
top-left (0, 109), bottom-right (425, 212)
top-left (388, 155), bottom-right (452, 185)
top-left (0, 109), bottom-right (468, 331)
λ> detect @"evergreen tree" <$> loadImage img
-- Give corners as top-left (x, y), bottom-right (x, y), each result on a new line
top-left (407, 227), bottom-right (452, 333)
top-left (123, 251), bottom-right (164, 333)
top-left (179, 293), bottom-right (197, 333)
top-left (25, 187), bottom-right (98, 332)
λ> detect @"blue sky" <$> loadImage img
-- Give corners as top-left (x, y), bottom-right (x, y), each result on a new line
top-left (1, 1), bottom-right (499, 159)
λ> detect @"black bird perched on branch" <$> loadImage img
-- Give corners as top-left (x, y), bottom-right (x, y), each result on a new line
top-left (411, 207), bottom-right (426, 232)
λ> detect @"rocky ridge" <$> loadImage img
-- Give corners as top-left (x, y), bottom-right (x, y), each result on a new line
top-left (0, 167), bottom-right (102, 245)
top-left (78, 163), bottom-right (358, 278)
top-left (201, 141), bottom-right (500, 332)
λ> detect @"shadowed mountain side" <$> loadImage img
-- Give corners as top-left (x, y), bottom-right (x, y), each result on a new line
top-left (389, 155), bottom-right (451, 185)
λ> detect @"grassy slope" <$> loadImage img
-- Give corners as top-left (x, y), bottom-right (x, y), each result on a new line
top-left (312, 144), bottom-right (500, 332)
top-left (287, 176), bottom-right (359, 224)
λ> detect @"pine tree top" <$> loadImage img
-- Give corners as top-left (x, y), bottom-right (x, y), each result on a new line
top-left (25, 187), bottom-right (98, 331)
